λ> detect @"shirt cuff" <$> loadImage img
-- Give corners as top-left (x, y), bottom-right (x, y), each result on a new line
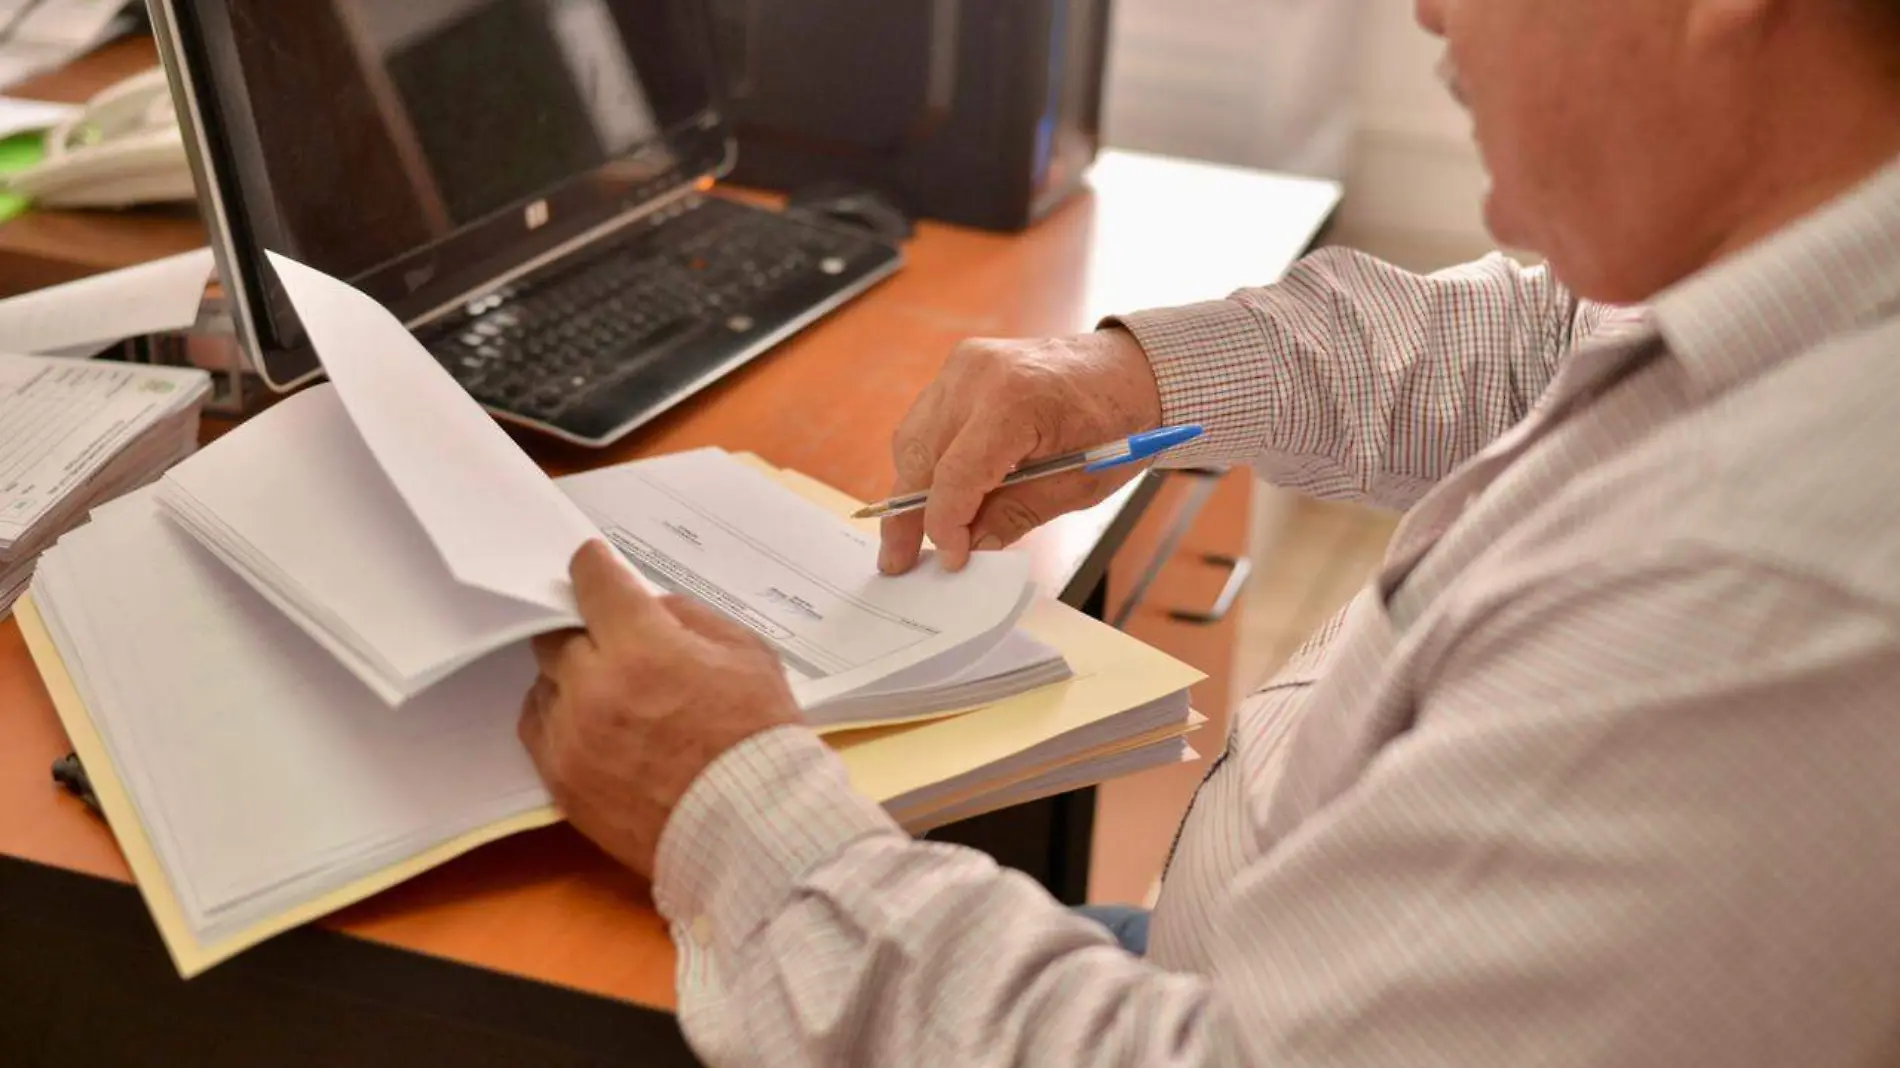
top-left (652, 724), bottom-right (903, 946)
top-left (1107, 300), bottom-right (1282, 469)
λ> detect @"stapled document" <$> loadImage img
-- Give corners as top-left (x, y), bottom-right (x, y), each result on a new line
top-left (158, 253), bottom-right (1036, 712)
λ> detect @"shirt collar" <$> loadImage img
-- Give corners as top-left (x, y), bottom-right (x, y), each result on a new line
top-left (1651, 152), bottom-right (1900, 397)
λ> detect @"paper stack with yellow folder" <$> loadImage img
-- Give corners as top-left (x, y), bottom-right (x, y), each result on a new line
top-left (18, 253), bottom-right (1202, 978)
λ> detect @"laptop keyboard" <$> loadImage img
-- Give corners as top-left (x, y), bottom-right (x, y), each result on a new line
top-left (419, 195), bottom-right (896, 441)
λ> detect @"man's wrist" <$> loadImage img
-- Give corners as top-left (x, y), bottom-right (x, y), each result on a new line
top-left (1083, 326), bottom-right (1165, 432)
top-left (652, 726), bottom-right (901, 949)
top-left (1103, 300), bottom-right (1280, 468)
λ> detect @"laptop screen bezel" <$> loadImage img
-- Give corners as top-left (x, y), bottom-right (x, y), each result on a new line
top-left (151, 0), bottom-right (735, 392)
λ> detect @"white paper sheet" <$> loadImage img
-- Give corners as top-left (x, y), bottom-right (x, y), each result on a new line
top-left (0, 247), bottom-right (215, 357)
top-left (159, 385), bottom-right (564, 705)
top-left (560, 449), bottom-right (1035, 710)
top-left (264, 251), bottom-right (606, 614)
top-left (0, 94), bottom-right (78, 139)
top-left (8, 0), bottom-right (131, 50)
top-left (157, 258), bottom-right (1033, 712)
top-left (33, 488), bottom-right (547, 941)
top-left (0, 54), bottom-right (36, 90)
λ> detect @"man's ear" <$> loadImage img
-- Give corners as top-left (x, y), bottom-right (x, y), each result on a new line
top-left (1683, 0), bottom-right (1777, 53)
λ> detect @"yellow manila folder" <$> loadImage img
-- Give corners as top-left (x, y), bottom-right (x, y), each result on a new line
top-left (18, 593), bottom-right (566, 979)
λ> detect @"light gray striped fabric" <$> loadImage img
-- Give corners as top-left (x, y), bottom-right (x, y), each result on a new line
top-left (651, 156), bottom-right (1900, 1067)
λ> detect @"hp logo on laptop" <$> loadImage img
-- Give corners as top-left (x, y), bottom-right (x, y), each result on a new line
top-left (525, 199), bottom-right (551, 230)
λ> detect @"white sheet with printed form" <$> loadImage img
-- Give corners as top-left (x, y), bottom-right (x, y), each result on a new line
top-left (561, 449), bottom-right (1035, 711)
top-left (0, 354), bottom-right (207, 546)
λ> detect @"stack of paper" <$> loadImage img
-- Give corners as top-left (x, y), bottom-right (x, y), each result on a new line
top-left (153, 253), bottom-right (1045, 722)
top-left (21, 252), bottom-right (1201, 977)
top-left (0, 353), bottom-right (209, 612)
top-left (756, 467), bottom-right (1202, 831)
top-left (0, 1), bottom-right (137, 90)
top-left (0, 246), bottom-right (218, 359)
top-left (32, 491), bottom-right (552, 946)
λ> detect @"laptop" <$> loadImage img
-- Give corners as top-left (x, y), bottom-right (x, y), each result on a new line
top-left (148, 0), bottom-right (904, 446)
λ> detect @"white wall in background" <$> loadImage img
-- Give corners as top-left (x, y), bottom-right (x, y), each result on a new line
top-left (1102, 0), bottom-right (1362, 179)
top-left (1341, 0), bottom-right (1494, 262)
top-left (1103, 0), bottom-right (1496, 263)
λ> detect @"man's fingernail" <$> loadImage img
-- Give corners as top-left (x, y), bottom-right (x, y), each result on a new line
top-left (973, 534), bottom-right (1004, 552)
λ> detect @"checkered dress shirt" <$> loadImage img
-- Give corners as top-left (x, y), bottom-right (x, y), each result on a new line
top-left (652, 156), bottom-right (1900, 1067)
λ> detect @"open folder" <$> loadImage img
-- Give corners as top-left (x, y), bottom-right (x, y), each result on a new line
top-left (157, 254), bottom-right (1043, 717)
top-left (20, 253), bottom-right (1204, 978)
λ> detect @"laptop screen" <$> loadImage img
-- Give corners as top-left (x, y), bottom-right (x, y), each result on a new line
top-left (164, 0), bottom-right (729, 388)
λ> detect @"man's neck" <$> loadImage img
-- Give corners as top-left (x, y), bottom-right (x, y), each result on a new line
top-left (1704, 80), bottom-right (1900, 267)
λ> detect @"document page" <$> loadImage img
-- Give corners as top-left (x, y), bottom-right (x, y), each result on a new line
top-left (0, 354), bottom-right (205, 543)
top-left (32, 488), bottom-right (548, 943)
top-left (8, 0), bottom-right (129, 49)
top-left (0, 247), bottom-right (216, 358)
top-left (158, 385), bottom-right (564, 705)
top-left (265, 252), bottom-right (607, 614)
top-left (559, 449), bottom-right (1034, 709)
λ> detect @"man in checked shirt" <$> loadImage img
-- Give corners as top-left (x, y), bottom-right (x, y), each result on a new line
top-left (519, 0), bottom-right (1900, 1064)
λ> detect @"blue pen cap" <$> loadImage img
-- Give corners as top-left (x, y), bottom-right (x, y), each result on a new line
top-left (1085, 425), bottom-right (1205, 472)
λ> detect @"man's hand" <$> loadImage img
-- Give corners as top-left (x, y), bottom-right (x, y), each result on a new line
top-left (879, 328), bottom-right (1163, 574)
top-left (519, 541), bottom-right (801, 879)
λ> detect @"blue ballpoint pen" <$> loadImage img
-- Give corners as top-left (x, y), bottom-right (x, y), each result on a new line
top-left (851, 425), bottom-right (1206, 520)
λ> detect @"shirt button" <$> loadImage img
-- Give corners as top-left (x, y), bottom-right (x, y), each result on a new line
top-left (690, 914), bottom-right (714, 948)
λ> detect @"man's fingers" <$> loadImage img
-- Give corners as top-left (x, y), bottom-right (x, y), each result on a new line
top-left (966, 486), bottom-right (1053, 553)
top-left (531, 628), bottom-right (593, 681)
top-left (922, 420), bottom-right (1038, 572)
top-left (879, 422), bottom-right (941, 575)
top-left (878, 513), bottom-right (926, 575)
top-left (517, 674), bottom-right (558, 766)
top-left (570, 540), bottom-right (666, 644)
top-left (966, 470), bottom-right (1115, 552)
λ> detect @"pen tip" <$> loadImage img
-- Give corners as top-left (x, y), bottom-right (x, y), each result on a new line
top-left (850, 506), bottom-right (878, 519)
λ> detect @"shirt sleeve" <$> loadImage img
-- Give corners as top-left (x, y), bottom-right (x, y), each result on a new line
top-left (652, 552), bottom-right (1900, 1068)
top-left (1109, 249), bottom-right (1624, 511)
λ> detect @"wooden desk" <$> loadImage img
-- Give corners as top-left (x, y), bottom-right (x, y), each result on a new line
top-left (0, 40), bottom-right (1341, 1067)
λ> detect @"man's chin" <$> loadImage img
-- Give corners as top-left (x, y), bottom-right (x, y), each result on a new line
top-left (1480, 186), bottom-right (1537, 256)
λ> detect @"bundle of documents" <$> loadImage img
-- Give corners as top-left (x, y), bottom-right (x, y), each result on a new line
top-left (21, 252), bottom-right (1201, 977)
top-left (0, 1), bottom-right (137, 90)
top-left (0, 353), bottom-right (209, 613)
top-left (0, 246), bottom-right (218, 358)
